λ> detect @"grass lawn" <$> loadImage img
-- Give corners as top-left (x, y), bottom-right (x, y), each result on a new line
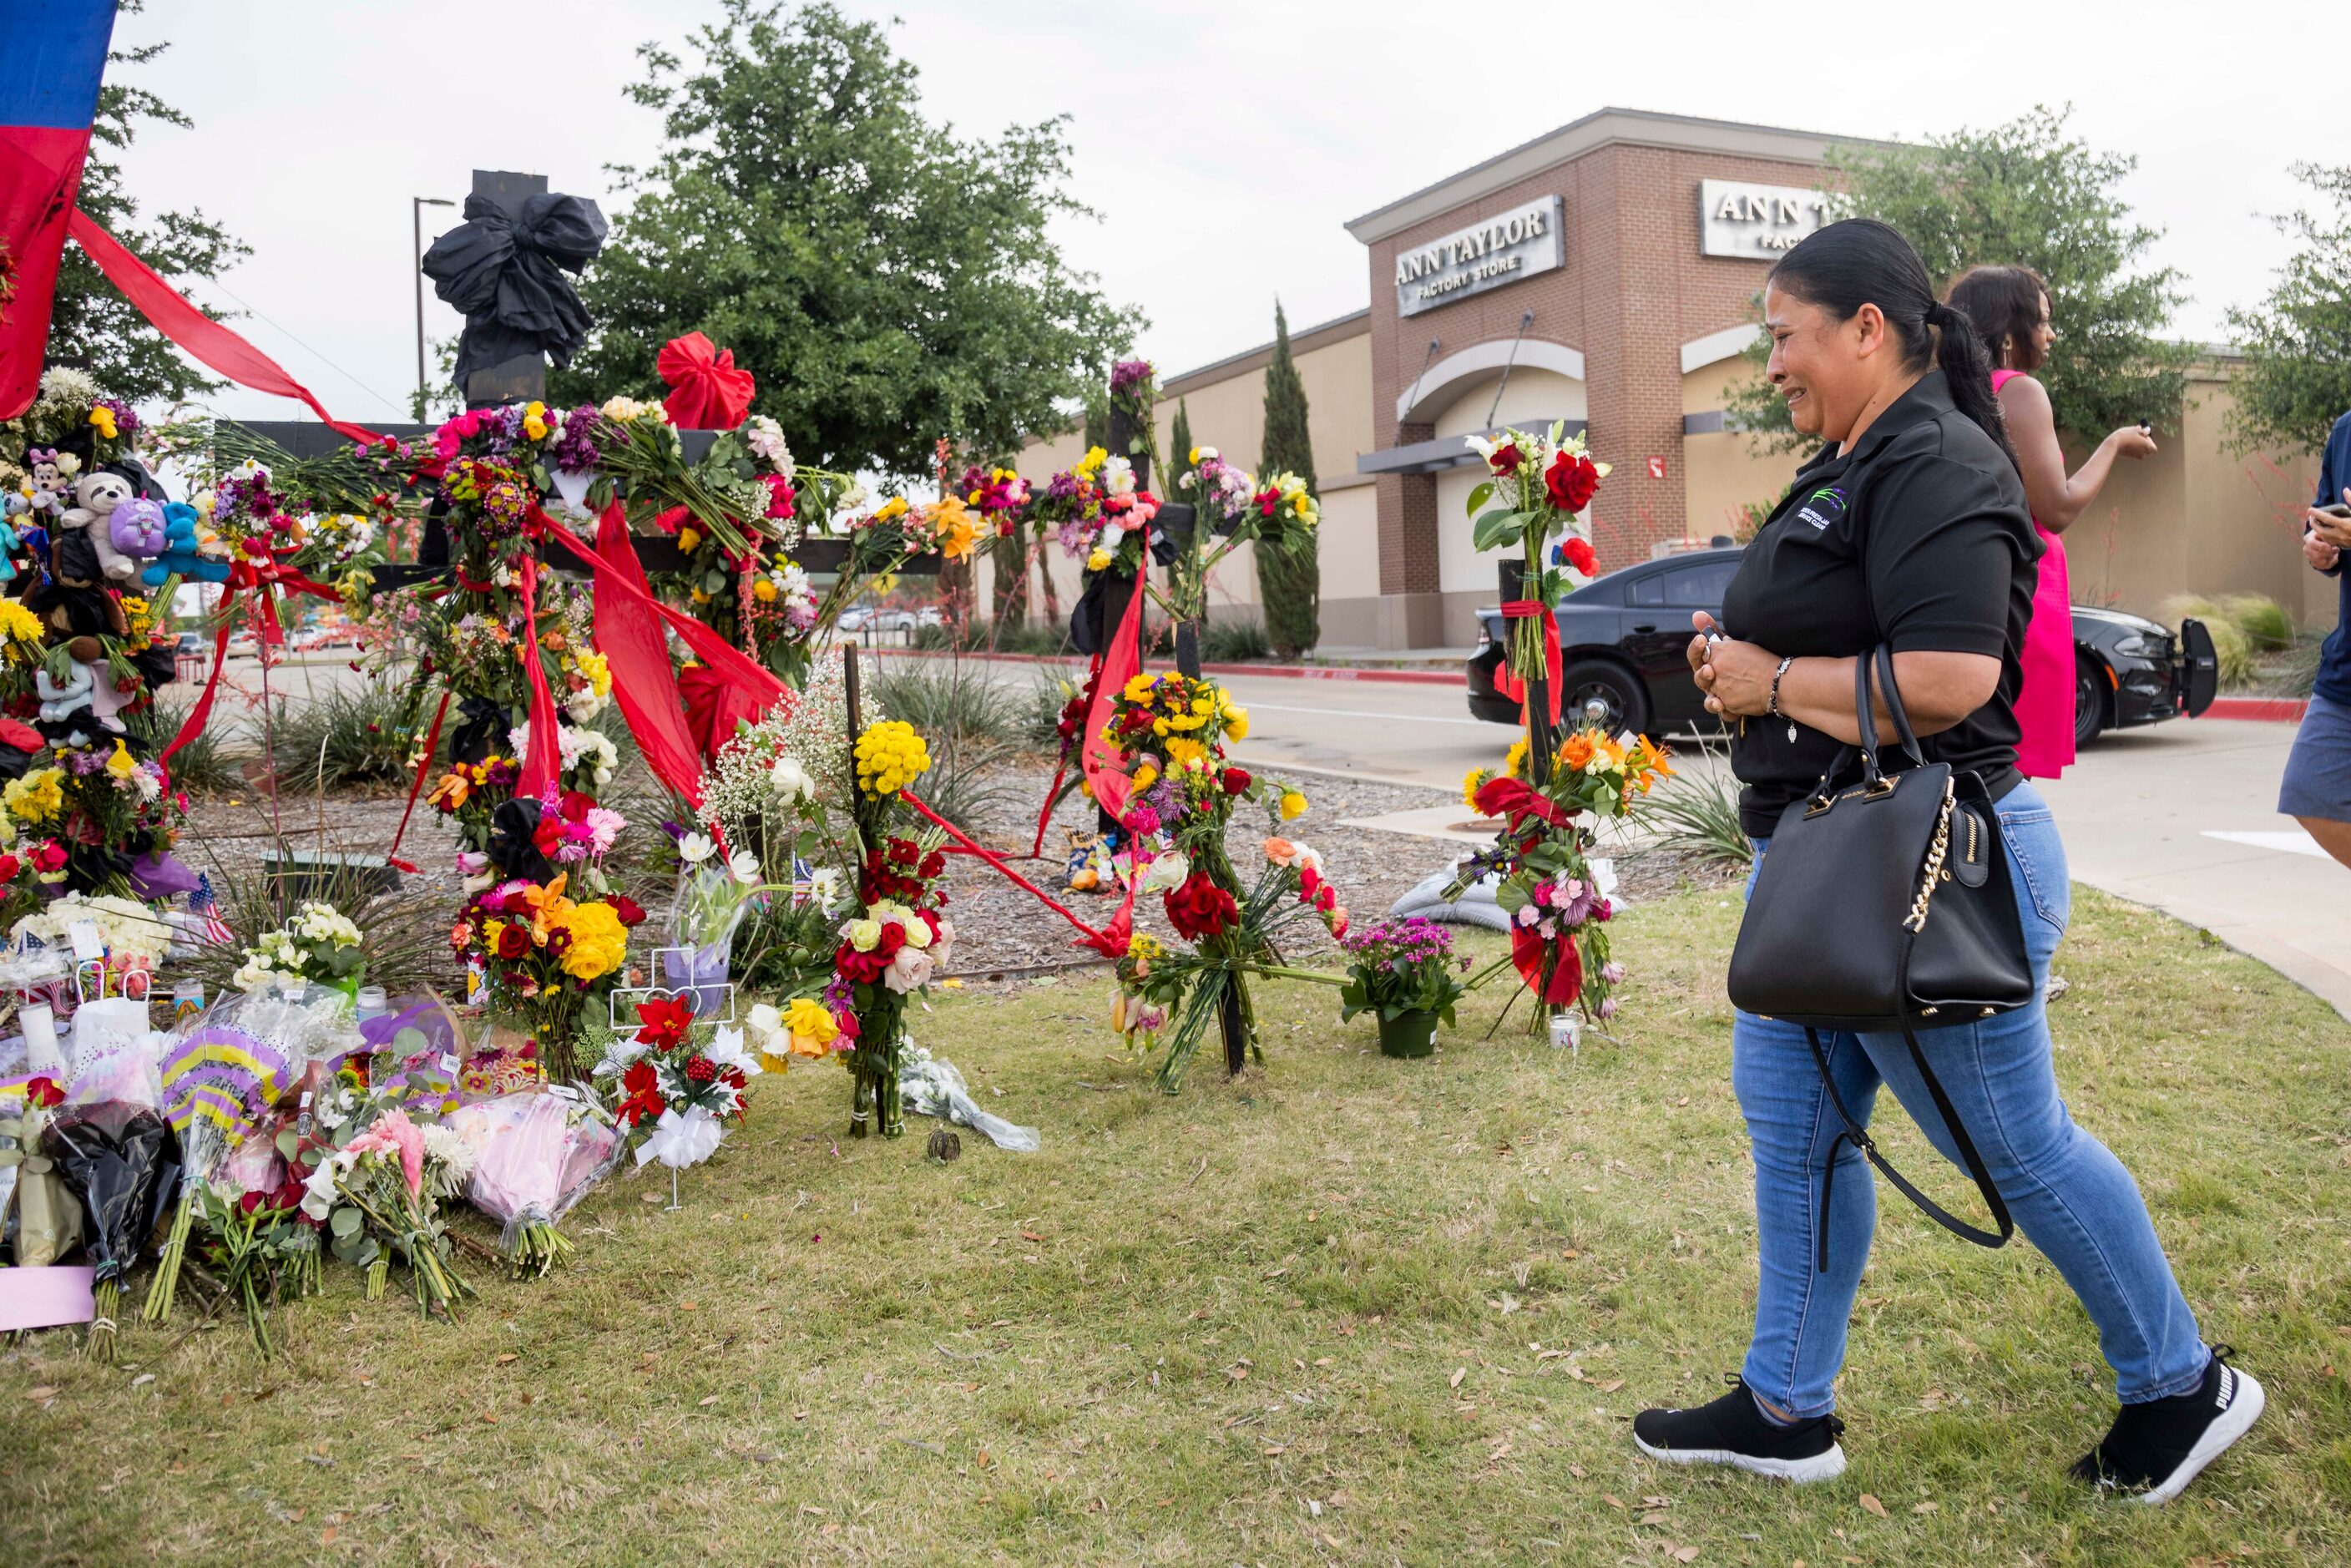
top-left (4, 886), bottom-right (2348, 1566)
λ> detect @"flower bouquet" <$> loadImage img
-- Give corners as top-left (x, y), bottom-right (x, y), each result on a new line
top-left (302, 1105), bottom-right (473, 1316)
top-left (448, 873), bottom-right (645, 1080)
top-left (1447, 728), bottom-right (1673, 1030)
top-left (1097, 672), bottom-right (1347, 1088)
top-left (1464, 422), bottom-right (1608, 760)
top-left (230, 898), bottom-right (366, 1001)
top-left (39, 1035), bottom-right (170, 1361)
top-left (604, 995), bottom-right (760, 1186)
top-left (446, 1088), bottom-right (621, 1277)
top-left (958, 464), bottom-right (1031, 538)
top-left (826, 719), bottom-right (953, 1136)
top-left (1337, 917), bottom-right (1473, 1058)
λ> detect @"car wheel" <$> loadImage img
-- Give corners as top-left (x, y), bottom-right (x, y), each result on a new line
top-left (2074, 655), bottom-right (2106, 748)
top-left (1557, 658), bottom-right (1650, 736)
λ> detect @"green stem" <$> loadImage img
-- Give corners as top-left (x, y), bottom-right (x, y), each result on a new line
top-left (1240, 963), bottom-right (1347, 988)
top-left (1462, 951), bottom-right (1519, 993)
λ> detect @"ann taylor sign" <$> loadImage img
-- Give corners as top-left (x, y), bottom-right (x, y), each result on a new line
top-left (1393, 195), bottom-right (1563, 317)
top-left (1700, 180), bottom-right (1828, 258)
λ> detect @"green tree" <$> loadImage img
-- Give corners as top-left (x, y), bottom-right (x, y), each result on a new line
top-left (1256, 303), bottom-right (1319, 656)
top-left (1081, 390), bottom-right (1107, 458)
top-left (44, 3), bottom-right (249, 402)
top-left (2225, 163), bottom-right (2351, 457)
top-left (1169, 397), bottom-right (1196, 493)
top-left (554, 2), bottom-right (1139, 478)
top-left (1727, 105), bottom-right (2192, 451)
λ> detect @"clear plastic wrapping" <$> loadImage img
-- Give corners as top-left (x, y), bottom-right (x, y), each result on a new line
top-left (444, 1089), bottom-right (623, 1260)
top-left (898, 1045), bottom-right (1039, 1152)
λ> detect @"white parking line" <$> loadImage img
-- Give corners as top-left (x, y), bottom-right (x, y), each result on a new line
top-left (1239, 701), bottom-right (1492, 727)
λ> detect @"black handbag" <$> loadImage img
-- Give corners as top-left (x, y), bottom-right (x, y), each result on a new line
top-left (1727, 645), bottom-right (2036, 1267)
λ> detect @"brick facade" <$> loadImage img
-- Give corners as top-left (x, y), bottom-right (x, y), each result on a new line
top-left (1362, 129), bottom-right (1829, 575)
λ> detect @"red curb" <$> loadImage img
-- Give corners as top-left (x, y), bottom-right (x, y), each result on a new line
top-left (867, 645), bottom-right (2308, 716)
top-left (860, 645), bottom-right (1467, 685)
top-left (2201, 697), bottom-right (2307, 723)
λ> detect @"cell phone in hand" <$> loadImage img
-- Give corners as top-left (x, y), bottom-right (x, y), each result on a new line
top-left (2319, 503), bottom-right (2351, 520)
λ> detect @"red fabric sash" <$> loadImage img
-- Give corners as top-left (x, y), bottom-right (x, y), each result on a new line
top-left (1492, 599), bottom-right (1562, 726)
top-left (900, 786), bottom-right (1133, 959)
top-left (66, 210), bottom-right (382, 445)
top-left (587, 501), bottom-right (706, 805)
top-left (657, 331), bottom-right (756, 431)
top-left (383, 688), bottom-right (453, 873)
top-left (1510, 926), bottom-right (1584, 1005)
top-left (1473, 775), bottom-right (1568, 833)
top-left (159, 562), bottom-right (343, 762)
top-left (1079, 579), bottom-right (1145, 821)
top-left (514, 562), bottom-right (562, 800)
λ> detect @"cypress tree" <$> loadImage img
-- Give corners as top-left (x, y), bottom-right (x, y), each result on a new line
top-left (1255, 303), bottom-right (1321, 656)
top-left (1170, 398), bottom-right (1196, 493)
top-left (1081, 392), bottom-right (1107, 458)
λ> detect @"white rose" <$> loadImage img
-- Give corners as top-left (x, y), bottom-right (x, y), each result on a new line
top-left (768, 756), bottom-right (813, 802)
top-left (1139, 851), bottom-right (1190, 893)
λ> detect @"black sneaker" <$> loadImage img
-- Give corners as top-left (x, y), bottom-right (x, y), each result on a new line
top-left (1633, 1374), bottom-right (1847, 1482)
top-left (2070, 1347), bottom-right (2265, 1505)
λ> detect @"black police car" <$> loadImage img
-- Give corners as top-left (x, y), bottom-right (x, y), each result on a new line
top-left (1465, 547), bottom-right (2216, 745)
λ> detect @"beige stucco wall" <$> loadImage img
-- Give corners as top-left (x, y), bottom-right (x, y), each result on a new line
top-left (2060, 375), bottom-right (2323, 625)
top-left (993, 323), bottom-right (1378, 632)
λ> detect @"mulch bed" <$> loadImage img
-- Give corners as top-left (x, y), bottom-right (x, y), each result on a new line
top-left (178, 761), bottom-right (1744, 980)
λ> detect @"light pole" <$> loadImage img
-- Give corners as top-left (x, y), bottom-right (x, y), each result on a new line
top-left (412, 195), bottom-right (455, 420)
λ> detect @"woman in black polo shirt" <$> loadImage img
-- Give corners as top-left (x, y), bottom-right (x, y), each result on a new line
top-left (1628, 221), bottom-right (2260, 1502)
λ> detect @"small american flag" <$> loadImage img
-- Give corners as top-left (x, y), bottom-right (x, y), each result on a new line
top-left (190, 873), bottom-right (235, 946)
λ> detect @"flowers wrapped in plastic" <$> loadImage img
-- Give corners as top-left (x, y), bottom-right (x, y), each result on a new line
top-left (40, 1031), bottom-right (171, 1361)
top-left (444, 1089), bottom-right (621, 1277)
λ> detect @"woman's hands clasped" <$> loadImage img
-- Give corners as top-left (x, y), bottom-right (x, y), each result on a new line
top-left (1686, 610), bottom-right (1778, 719)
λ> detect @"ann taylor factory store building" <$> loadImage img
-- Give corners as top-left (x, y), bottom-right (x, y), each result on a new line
top-left (1007, 108), bottom-right (2323, 652)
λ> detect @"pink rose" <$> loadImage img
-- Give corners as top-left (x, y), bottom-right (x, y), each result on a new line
top-left (882, 944), bottom-right (934, 994)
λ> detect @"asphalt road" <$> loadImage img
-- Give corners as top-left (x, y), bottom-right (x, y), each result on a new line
top-left (1205, 670), bottom-right (2346, 1021)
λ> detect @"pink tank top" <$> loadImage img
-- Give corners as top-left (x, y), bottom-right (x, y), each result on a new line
top-left (1992, 369), bottom-right (2074, 778)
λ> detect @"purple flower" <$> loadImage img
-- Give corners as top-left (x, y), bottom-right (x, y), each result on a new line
top-left (551, 406), bottom-right (602, 472)
top-left (1110, 360), bottom-right (1155, 397)
top-left (1047, 471), bottom-right (1080, 502)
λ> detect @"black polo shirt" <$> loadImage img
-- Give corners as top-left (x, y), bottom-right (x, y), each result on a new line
top-left (1720, 370), bottom-right (2040, 838)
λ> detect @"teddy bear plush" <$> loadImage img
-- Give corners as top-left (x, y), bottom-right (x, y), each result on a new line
top-left (139, 501), bottom-right (230, 588)
top-left (29, 473), bottom-right (129, 641)
top-left (70, 470), bottom-right (142, 583)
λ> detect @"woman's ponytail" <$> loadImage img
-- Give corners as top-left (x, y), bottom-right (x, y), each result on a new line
top-left (1767, 220), bottom-right (2017, 468)
top-left (1925, 299), bottom-right (2017, 469)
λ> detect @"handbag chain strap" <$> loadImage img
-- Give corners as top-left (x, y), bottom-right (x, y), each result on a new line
top-left (1902, 776), bottom-right (1957, 934)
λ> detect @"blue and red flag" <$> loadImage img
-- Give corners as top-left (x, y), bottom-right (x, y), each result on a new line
top-left (0, 0), bottom-right (114, 419)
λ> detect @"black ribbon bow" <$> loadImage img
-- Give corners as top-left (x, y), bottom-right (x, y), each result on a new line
top-left (422, 191), bottom-right (609, 395)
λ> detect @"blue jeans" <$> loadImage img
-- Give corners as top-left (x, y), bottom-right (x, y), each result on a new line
top-left (1735, 781), bottom-right (2207, 1416)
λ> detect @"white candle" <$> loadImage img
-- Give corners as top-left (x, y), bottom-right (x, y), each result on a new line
top-left (19, 1002), bottom-right (60, 1075)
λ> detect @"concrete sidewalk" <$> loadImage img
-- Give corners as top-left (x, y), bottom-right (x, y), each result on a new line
top-left (2030, 719), bottom-right (2350, 1021)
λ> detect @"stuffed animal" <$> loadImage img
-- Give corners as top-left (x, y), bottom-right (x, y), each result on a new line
top-left (35, 663), bottom-right (92, 724)
top-left (139, 502), bottom-right (229, 588)
top-left (71, 471), bottom-right (139, 582)
top-left (109, 496), bottom-right (167, 563)
top-left (28, 488), bottom-right (128, 641)
top-left (23, 449), bottom-right (72, 519)
top-left (0, 511), bottom-right (19, 583)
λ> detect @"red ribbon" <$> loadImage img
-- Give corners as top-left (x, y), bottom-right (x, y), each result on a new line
top-left (900, 787), bottom-right (1134, 959)
top-left (1492, 599), bottom-right (1562, 726)
top-left (1473, 776), bottom-right (1568, 834)
top-left (657, 331), bottom-right (757, 431)
top-left (588, 501), bottom-right (708, 804)
top-left (159, 561), bottom-right (344, 763)
top-left (66, 210), bottom-right (382, 445)
top-left (1510, 926), bottom-right (1585, 1005)
top-left (1080, 582), bottom-right (1146, 821)
top-left (514, 561), bottom-right (562, 801)
top-left (383, 689), bottom-right (453, 873)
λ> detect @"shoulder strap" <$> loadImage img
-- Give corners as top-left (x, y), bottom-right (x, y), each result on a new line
top-left (1801, 941), bottom-right (2015, 1268)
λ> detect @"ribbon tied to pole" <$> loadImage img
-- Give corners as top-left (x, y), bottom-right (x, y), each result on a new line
top-left (1492, 599), bottom-right (1562, 726)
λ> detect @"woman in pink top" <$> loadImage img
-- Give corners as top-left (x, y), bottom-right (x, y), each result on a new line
top-left (1944, 266), bottom-right (2158, 777)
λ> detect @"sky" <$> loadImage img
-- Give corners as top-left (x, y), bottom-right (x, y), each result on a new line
top-left (107, 0), bottom-right (2342, 430)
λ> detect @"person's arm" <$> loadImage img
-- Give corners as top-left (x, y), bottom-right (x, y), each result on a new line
top-left (1997, 374), bottom-right (2155, 535)
top-left (1693, 624), bottom-right (1997, 743)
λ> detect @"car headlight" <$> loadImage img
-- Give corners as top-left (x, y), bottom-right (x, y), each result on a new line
top-left (2111, 633), bottom-right (2161, 658)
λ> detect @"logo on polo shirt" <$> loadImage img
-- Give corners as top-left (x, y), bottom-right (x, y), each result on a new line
top-left (1795, 486), bottom-right (1846, 531)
